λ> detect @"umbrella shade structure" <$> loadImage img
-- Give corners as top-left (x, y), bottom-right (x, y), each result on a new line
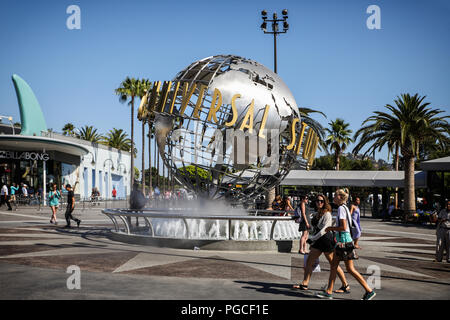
top-left (280, 170), bottom-right (427, 188)
top-left (420, 156), bottom-right (450, 171)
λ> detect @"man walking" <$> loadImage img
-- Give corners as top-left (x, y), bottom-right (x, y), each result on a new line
top-left (436, 200), bottom-right (450, 263)
top-left (0, 183), bottom-right (12, 211)
top-left (64, 184), bottom-right (81, 228)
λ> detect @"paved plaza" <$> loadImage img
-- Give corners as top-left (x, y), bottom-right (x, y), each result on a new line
top-left (0, 206), bottom-right (449, 300)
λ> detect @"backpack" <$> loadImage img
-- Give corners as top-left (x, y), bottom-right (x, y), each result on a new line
top-left (340, 205), bottom-right (359, 239)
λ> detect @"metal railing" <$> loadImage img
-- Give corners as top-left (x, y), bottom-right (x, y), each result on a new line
top-left (102, 208), bottom-right (296, 240)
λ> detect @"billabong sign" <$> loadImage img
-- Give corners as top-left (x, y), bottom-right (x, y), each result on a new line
top-left (0, 151), bottom-right (50, 161)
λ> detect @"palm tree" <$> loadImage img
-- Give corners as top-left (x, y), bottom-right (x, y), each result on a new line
top-left (102, 128), bottom-right (131, 152)
top-left (353, 105), bottom-right (402, 207)
top-left (137, 79), bottom-right (152, 194)
top-left (62, 123), bottom-right (76, 136)
top-left (298, 107), bottom-right (327, 150)
top-left (147, 127), bottom-right (155, 195)
top-left (115, 77), bottom-right (140, 188)
top-left (325, 118), bottom-right (353, 170)
top-left (77, 125), bottom-right (103, 142)
top-left (353, 93), bottom-right (450, 215)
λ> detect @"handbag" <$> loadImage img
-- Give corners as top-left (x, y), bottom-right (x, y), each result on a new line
top-left (342, 205), bottom-right (358, 239)
top-left (335, 206), bottom-right (358, 260)
top-left (293, 207), bottom-right (302, 224)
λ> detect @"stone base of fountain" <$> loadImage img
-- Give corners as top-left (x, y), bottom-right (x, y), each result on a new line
top-left (107, 230), bottom-right (300, 252)
top-left (102, 208), bottom-right (302, 252)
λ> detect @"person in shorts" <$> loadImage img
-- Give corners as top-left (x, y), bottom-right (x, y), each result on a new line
top-left (317, 188), bottom-right (376, 300)
top-left (48, 184), bottom-right (61, 225)
top-left (297, 195), bottom-right (311, 254)
top-left (292, 194), bottom-right (350, 293)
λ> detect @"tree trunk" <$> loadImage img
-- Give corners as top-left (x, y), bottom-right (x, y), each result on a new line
top-left (404, 155), bottom-right (416, 215)
top-left (394, 143), bottom-right (399, 209)
top-left (335, 149), bottom-right (340, 171)
top-left (141, 121), bottom-right (145, 194)
top-left (162, 158), bottom-right (165, 193)
top-left (130, 96), bottom-right (135, 191)
top-left (148, 121), bottom-right (152, 197)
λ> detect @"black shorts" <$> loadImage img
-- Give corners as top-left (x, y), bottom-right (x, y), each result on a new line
top-left (311, 232), bottom-right (335, 253)
top-left (299, 221), bottom-right (308, 232)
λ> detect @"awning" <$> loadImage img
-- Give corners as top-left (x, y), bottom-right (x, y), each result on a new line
top-left (0, 135), bottom-right (89, 157)
top-left (420, 156), bottom-right (450, 171)
top-left (281, 170), bottom-right (427, 188)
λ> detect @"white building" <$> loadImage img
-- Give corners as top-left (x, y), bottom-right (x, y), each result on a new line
top-left (0, 74), bottom-right (131, 203)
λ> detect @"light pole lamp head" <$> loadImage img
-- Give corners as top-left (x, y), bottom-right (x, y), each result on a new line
top-left (283, 21), bottom-right (289, 30)
top-left (282, 9), bottom-right (288, 17)
top-left (260, 21), bottom-right (267, 31)
top-left (261, 10), bottom-right (267, 17)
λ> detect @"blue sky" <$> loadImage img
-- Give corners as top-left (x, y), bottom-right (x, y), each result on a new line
top-left (1, 0), bottom-right (449, 170)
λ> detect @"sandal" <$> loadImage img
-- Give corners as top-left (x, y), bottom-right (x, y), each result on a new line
top-left (335, 284), bottom-right (351, 294)
top-left (292, 284), bottom-right (308, 290)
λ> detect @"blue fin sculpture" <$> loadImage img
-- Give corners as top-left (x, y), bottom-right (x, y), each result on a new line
top-left (11, 74), bottom-right (47, 136)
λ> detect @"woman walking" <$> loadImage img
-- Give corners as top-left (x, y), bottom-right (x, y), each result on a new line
top-left (350, 196), bottom-right (362, 249)
top-left (48, 184), bottom-right (61, 225)
top-left (271, 195), bottom-right (283, 214)
top-left (297, 195), bottom-right (311, 254)
top-left (283, 196), bottom-right (294, 216)
top-left (10, 183), bottom-right (19, 209)
top-left (293, 194), bottom-right (350, 293)
top-left (317, 188), bottom-right (376, 300)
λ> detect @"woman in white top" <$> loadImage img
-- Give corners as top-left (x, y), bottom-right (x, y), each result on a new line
top-left (293, 194), bottom-right (350, 293)
top-left (317, 188), bottom-right (376, 300)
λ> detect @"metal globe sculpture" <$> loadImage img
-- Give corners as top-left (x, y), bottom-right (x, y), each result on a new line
top-left (151, 55), bottom-right (311, 204)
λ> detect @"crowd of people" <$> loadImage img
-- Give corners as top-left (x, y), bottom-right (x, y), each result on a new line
top-left (0, 181), bottom-right (41, 210)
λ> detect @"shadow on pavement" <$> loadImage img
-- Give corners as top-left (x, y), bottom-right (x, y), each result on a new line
top-left (233, 280), bottom-right (347, 300)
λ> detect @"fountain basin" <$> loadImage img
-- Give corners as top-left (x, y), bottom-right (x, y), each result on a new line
top-left (102, 208), bottom-right (301, 252)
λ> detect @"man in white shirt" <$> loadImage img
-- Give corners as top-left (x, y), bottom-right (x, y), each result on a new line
top-left (436, 200), bottom-right (450, 263)
top-left (22, 184), bottom-right (28, 197)
top-left (1, 184), bottom-right (12, 210)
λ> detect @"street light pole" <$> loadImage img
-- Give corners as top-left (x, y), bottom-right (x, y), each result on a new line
top-left (260, 9), bottom-right (289, 74)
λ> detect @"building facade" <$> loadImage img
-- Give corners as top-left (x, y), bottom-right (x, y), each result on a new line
top-left (0, 74), bottom-right (131, 203)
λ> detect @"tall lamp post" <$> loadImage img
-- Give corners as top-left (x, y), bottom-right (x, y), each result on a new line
top-left (103, 159), bottom-right (114, 200)
top-left (260, 9), bottom-right (289, 74)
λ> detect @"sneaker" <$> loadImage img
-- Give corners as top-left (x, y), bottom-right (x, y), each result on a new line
top-left (63, 225), bottom-right (71, 229)
top-left (316, 291), bottom-right (333, 299)
top-left (77, 220), bottom-right (81, 228)
top-left (362, 291), bottom-right (376, 300)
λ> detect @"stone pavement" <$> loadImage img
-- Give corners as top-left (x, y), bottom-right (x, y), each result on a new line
top-left (0, 206), bottom-right (449, 300)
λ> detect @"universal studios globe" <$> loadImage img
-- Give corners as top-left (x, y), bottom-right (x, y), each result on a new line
top-left (153, 55), bottom-right (309, 205)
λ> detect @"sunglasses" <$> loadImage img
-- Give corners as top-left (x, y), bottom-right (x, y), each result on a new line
top-left (316, 199), bottom-right (324, 203)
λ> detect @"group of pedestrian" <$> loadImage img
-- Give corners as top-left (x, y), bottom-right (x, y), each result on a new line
top-left (48, 183), bottom-right (81, 228)
top-left (0, 182), bottom-right (32, 210)
top-left (292, 188), bottom-right (376, 300)
top-left (271, 195), bottom-right (295, 215)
